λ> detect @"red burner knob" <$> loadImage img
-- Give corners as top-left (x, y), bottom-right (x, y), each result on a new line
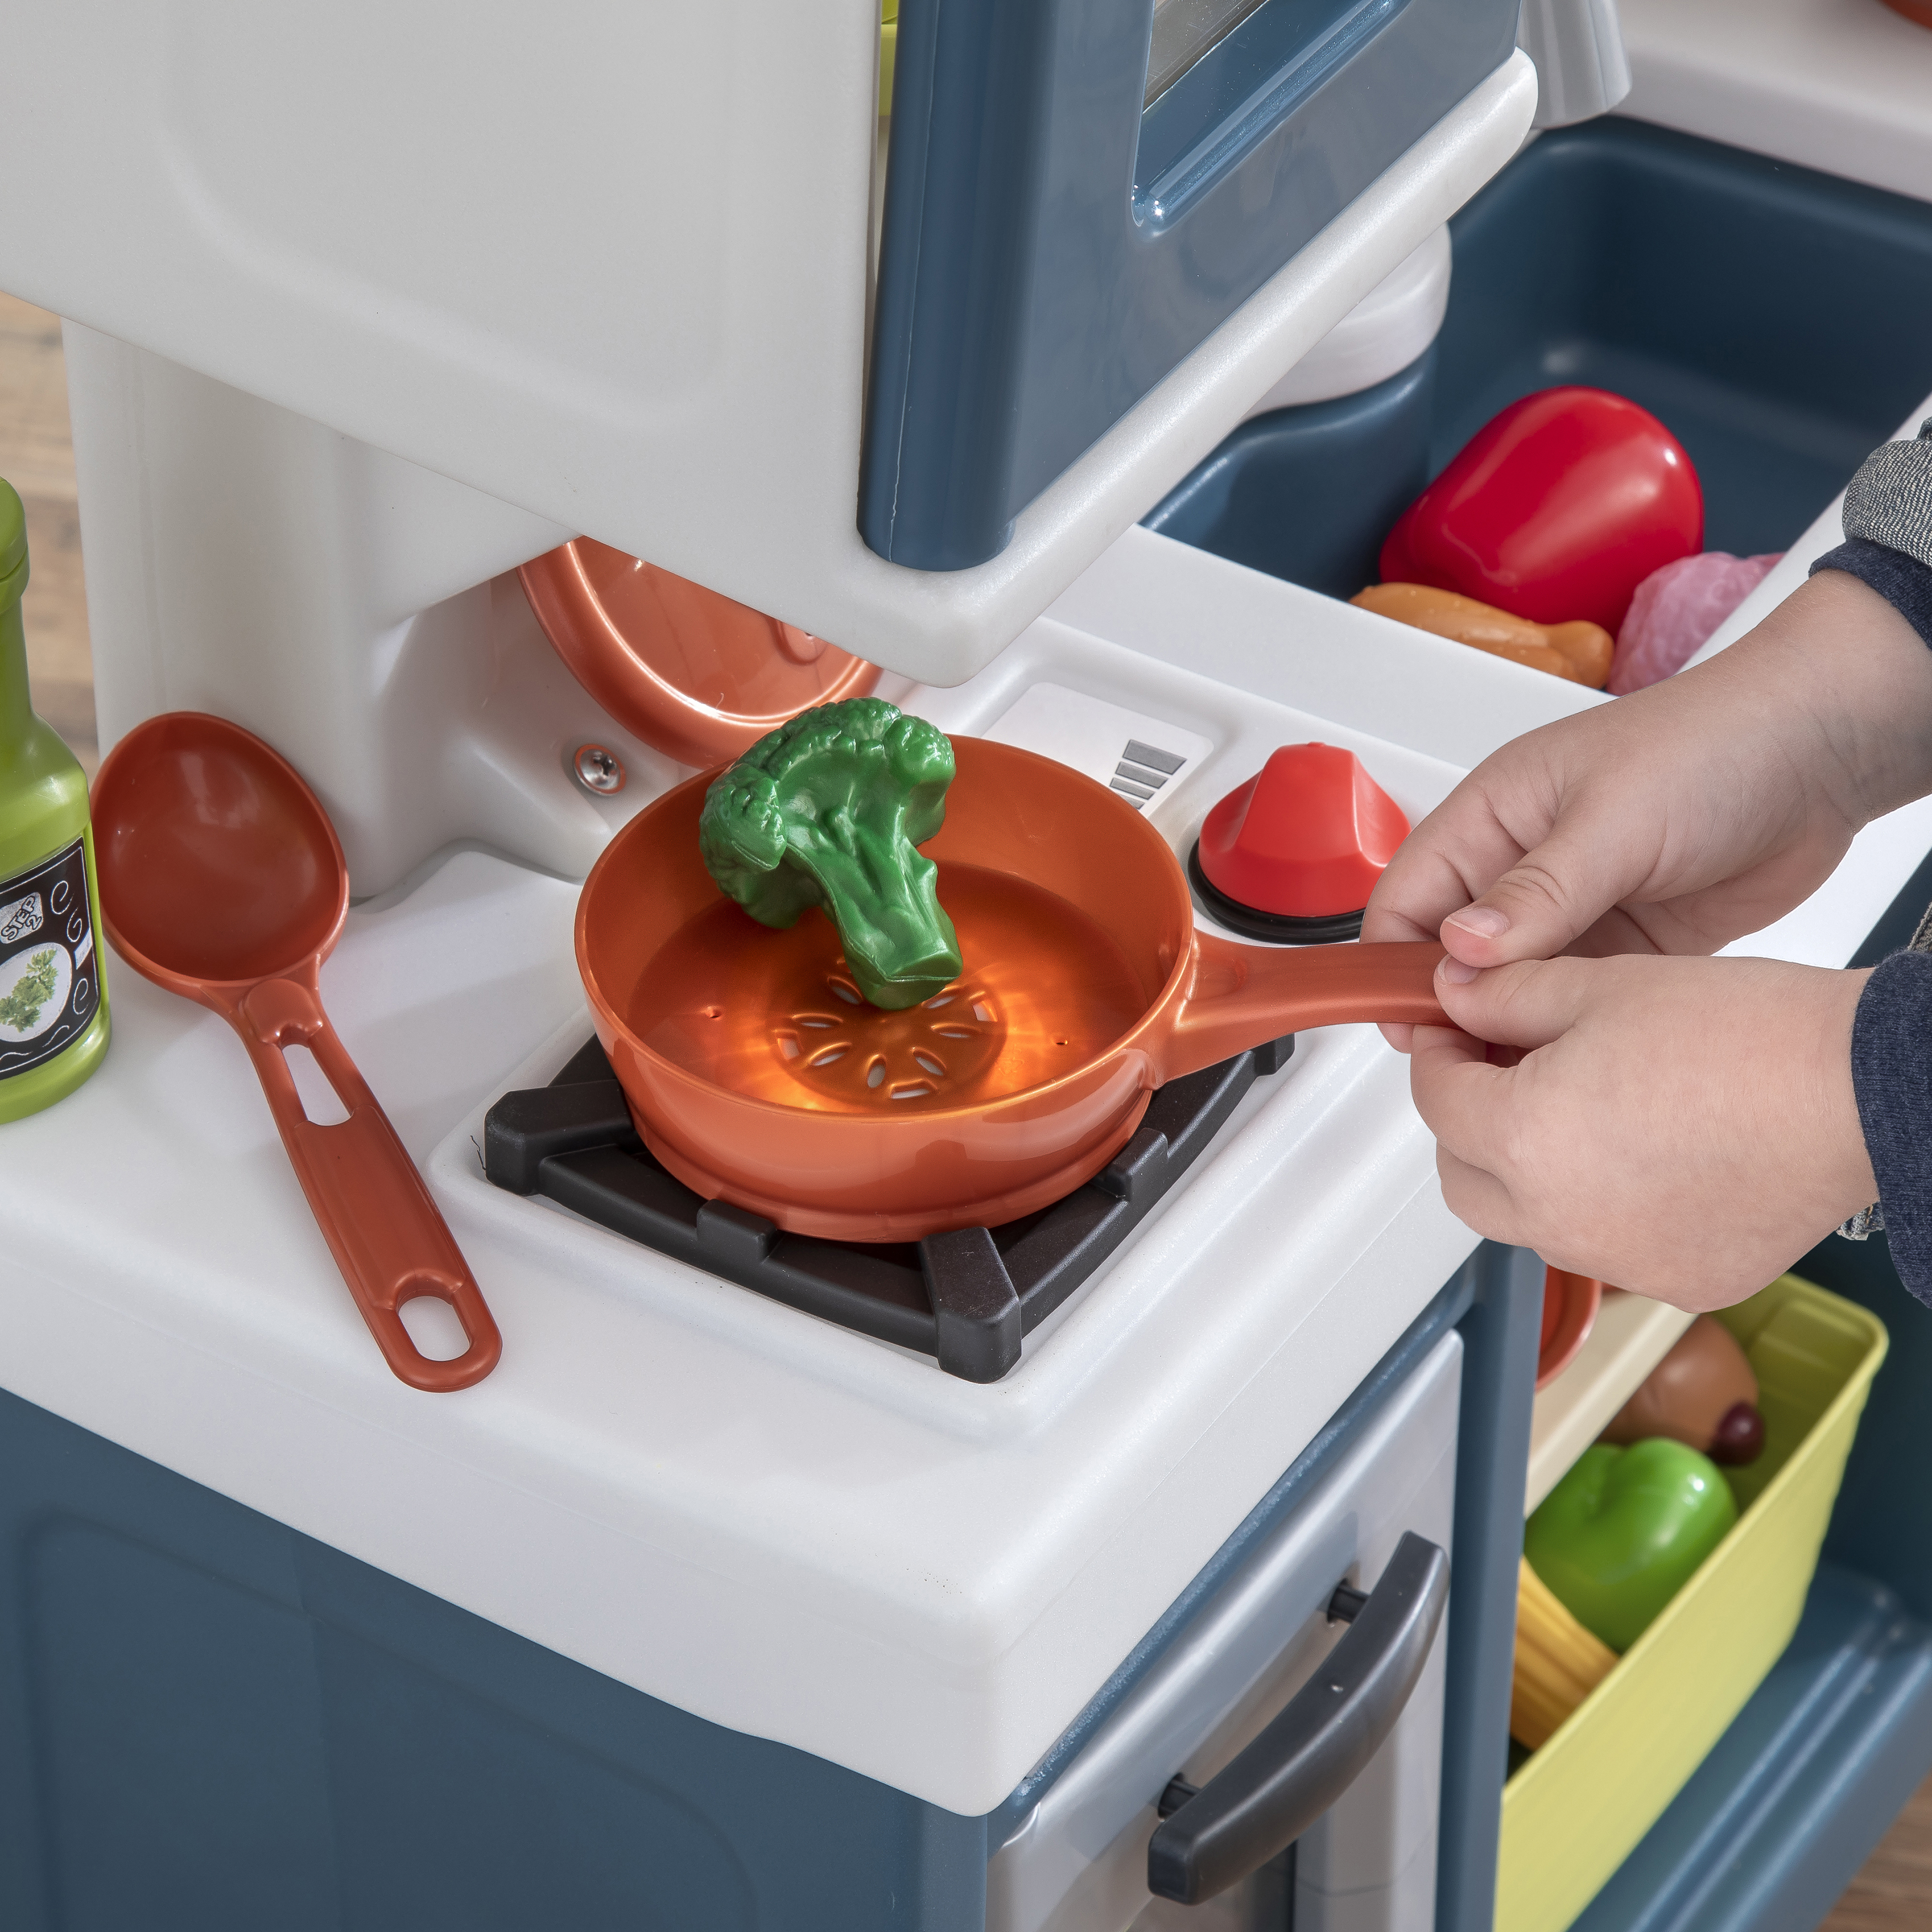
top-left (1188, 744), bottom-right (1410, 943)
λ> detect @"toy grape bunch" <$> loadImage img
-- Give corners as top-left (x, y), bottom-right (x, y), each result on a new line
top-left (699, 699), bottom-right (963, 1009)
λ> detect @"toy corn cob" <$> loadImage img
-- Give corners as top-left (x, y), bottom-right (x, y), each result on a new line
top-left (1511, 1557), bottom-right (1618, 1751)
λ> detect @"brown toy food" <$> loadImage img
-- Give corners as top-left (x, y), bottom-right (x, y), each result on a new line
top-left (1602, 1315), bottom-right (1764, 1466)
top-left (1350, 582), bottom-right (1614, 687)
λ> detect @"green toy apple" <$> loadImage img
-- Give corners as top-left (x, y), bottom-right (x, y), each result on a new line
top-left (1525, 1439), bottom-right (1738, 1652)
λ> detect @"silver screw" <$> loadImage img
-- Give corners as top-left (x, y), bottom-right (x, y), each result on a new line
top-left (572, 744), bottom-right (626, 795)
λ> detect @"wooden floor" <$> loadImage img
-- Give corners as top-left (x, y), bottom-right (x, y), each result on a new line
top-left (1830, 1777), bottom-right (1932, 1930)
top-left (0, 293), bottom-right (95, 774)
top-left (4, 293), bottom-right (1930, 1927)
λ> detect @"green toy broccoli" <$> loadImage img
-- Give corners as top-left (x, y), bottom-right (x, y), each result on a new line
top-left (698, 699), bottom-right (962, 1010)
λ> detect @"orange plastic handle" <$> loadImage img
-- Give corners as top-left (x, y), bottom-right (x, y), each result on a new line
top-left (1165, 937), bottom-right (1448, 1082)
top-left (231, 971), bottom-right (502, 1393)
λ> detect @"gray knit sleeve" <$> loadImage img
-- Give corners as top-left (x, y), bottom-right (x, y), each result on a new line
top-left (1842, 417), bottom-right (1932, 568)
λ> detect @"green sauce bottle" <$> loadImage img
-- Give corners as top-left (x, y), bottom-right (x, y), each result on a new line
top-left (0, 477), bottom-right (108, 1121)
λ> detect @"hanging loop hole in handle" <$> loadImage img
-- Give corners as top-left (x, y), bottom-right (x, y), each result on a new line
top-left (366, 1270), bottom-right (502, 1393)
top-left (1147, 1531), bottom-right (1449, 1905)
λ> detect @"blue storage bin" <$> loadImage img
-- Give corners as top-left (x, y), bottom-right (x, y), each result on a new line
top-left (1147, 119), bottom-right (1932, 593)
top-left (1141, 348), bottom-right (1436, 602)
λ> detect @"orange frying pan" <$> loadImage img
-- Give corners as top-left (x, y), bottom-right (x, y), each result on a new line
top-left (520, 541), bottom-right (881, 767)
top-left (577, 737), bottom-right (1447, 1241)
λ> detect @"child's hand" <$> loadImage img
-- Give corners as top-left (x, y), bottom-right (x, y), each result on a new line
top-left (1413, 951), bottom-right (1876, 1308)
top-left (1363, 574), bottom-right (1932, 1049)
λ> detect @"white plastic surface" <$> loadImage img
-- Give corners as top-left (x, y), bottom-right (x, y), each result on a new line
top-left (987, 1335), bottom-right (1459, 1932)
top-left (0, 12), bottom-right (1537, 683)
top-left (2, 544), bottom-right (1509, 1815)
top-left (1620, 0), bottom-right (1932, 203)
top-left (1240, 230), bottom-right (1452, 419)
top-left (985, 684), bottom-right (1214, 813)
top-left (1518, 0), bottom-right (1633, 129)
top-left (63, 325), bottom-right (684, 898)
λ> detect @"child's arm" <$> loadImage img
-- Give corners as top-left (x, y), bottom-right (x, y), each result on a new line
top-left (1362, 421), bottom-right (1932, 1308)
top-left (1363, 569), bottom-right (1932, 989)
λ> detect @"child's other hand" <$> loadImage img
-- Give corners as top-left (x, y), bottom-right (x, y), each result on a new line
top-left (1411, 950), bottom-right (1875, 1309)
top-left (1363, 572), bottom-right (1932, 1047)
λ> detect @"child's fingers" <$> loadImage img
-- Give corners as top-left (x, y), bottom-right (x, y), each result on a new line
top-left (1435, 1144), bottom-right (1524, 1245)
top-left (1439, 814), bottom-right (1649, 969)
top-left (1410, 1025), bottom-right (1537, 1243)
top-left (1362, 799), bottom-right (1530, 948)
top-left (1432, 953), bottom-right (1595, 1052)
top-left (1409, 1022), bottom-right (1508, 1147)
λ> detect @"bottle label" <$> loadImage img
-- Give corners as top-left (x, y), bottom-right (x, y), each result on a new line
top-left (0, 838), bottom-right (100, 1081)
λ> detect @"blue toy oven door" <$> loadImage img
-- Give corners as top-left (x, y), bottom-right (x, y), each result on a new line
top-left (985, 1330), bottom-right (1461, 1932)
top-left (861, 0), bottom-right (1519, 573)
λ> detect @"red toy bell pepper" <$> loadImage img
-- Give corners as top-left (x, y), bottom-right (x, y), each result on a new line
top-left (1379, 387), bottom-right (1703, 634)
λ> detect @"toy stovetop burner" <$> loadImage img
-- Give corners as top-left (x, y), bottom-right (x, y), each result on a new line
top-left (575, 714), bottom-right (1448, 1244)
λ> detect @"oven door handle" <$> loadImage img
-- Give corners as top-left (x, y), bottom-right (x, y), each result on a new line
top-left (1147, 1530), bottom-right (1450, 1906)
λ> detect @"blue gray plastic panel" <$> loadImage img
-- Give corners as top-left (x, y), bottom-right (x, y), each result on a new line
top-left (0, 1266), bottom-right (1501, 1929)
top-left (1435, 1243), bottom-right (1547, 1932)
top-left (860, 0), bottom-right (1519, 571)
top-left (0, 1388), bottom-right (986, 1932)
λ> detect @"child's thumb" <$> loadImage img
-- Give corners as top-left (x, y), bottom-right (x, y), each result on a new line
top-left (1439, 824), bottom-right (1627, 966)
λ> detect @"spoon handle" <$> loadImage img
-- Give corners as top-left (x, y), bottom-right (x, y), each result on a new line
top-left (233, 974), bottom-right (502, 1393)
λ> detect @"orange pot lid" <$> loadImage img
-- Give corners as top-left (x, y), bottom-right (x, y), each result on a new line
top-left (520, 539), bottom-right (880, 769)
top-left (1537, 1267), bottom-right (1604, 1389)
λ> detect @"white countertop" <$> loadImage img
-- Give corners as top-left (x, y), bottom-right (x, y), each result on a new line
top-left (1620, 0), bottom-right (1932, 204)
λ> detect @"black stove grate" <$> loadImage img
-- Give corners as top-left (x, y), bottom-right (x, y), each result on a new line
top-left (483, 1033), bottom-right (1293, 1383)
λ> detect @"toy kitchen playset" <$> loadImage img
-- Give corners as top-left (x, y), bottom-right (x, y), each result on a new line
top-left (1, 2), bottom-right (1931, 1929)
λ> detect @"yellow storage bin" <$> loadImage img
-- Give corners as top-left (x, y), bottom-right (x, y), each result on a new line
top-left (1496, 1273), bottom-right (1888, 1932)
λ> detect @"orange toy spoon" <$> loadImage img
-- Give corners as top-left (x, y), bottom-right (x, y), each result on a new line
top-left (92, 713), bottom-right (501, 1392)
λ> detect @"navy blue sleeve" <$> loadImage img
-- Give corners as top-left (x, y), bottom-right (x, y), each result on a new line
top-left (1810, 537), bottom-right (1932, 648)
top-left (1819, 418), bottom-right (1932, 1289)
top-left (1851, 952), bottom-right (1932, 1308)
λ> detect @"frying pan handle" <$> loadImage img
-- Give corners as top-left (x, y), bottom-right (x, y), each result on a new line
top-left (1165, 937), bottom-right (1447, 1082)
top-left (233, 974), bottom-right (503, 1393)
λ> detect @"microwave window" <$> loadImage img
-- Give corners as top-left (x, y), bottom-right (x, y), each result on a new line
top-left (1145, 0), bottom-right (1273, 106)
